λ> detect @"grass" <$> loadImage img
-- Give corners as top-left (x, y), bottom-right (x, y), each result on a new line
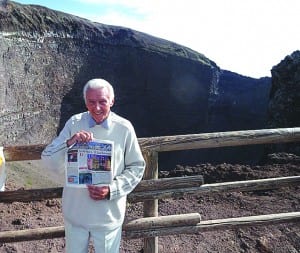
top-left (6, 160), bottom-right (64, 189)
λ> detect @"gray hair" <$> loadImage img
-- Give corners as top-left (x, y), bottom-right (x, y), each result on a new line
top-left (83, 79), bottom-right (115, 104)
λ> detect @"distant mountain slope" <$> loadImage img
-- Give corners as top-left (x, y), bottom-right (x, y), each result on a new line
top-left (0, 1), bottom-right (271, 166)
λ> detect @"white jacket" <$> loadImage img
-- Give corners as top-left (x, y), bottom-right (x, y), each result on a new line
top-left (41, 111), bottom-right (145, 229)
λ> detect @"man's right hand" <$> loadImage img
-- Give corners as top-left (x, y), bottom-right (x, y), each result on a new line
top-left (66, 131), bottom-right (93, 147)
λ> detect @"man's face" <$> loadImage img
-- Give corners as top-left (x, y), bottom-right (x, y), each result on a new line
top-left (85, 87), bottom-right (114, 124)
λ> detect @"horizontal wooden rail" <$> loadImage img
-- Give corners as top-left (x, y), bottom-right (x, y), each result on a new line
top-left (1, 212), bottom-right (299, 243)
top-left (4, 144), bottom-right (45, 161)
top-left (1, 175), bottom-right (299, 203)
top-left (124, 213), bottom-right (201, 231)
top-left (0, 213), bottom-right (201, 243)
top-left (138, 127), bottom-right (300, 152)
top-left (125, 212), bottom-right (300, 239)
top-left (130, 175), bottom-right (300, 201)
top-left (195, 175), bottom-right (300, 194)
top-left (0, 226), bottom-right (65, 243)
top-left (3, 127), bottom-right (300, 161)
top-left (0, 176), bottom-right (203, 203)
top-left (134, 175), bottom-right (203, 192)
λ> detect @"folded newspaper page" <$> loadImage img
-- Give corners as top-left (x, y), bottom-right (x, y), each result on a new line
top-left (65, 139), bottom-right (114, 188)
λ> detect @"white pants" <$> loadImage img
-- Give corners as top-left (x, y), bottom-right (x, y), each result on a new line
top-left (64, 220), bottom-right (122, 253)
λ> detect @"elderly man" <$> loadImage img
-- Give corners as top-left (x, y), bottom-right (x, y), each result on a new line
top-left (42, 78), bottom-right (145, 253)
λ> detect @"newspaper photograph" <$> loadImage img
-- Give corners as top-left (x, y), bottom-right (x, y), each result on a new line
top-left (65, 139), bottom-right (114, 188)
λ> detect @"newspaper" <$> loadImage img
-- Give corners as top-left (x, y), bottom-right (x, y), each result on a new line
top-left (65, 139), bottom-right (114, 188)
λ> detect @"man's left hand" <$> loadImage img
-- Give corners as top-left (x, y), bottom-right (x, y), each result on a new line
top-left (87, 185), bottom-right (110, 200)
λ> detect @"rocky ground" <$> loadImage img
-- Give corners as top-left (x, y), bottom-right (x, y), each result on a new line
top-left (0, 153), bottom-right (299, 253)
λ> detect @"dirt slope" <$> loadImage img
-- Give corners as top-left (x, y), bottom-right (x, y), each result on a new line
top-left (0, 153), bottom-right (299, 253)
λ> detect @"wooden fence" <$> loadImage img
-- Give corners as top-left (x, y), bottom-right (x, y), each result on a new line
top-left (1, 127), bottom-right (300, 253)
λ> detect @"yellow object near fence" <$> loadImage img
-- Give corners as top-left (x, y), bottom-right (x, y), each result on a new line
top-left (0, 146), bottom-right (6, 191)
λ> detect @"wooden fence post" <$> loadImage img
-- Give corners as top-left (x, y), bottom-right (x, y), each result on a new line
top-left (143, 150), bottom-right (158, 253)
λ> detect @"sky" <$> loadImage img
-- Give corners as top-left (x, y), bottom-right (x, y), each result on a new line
top-left (14, 0), bottom-right (300, 78)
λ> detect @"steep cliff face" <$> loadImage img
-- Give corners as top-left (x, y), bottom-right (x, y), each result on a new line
top-left (0, 1), bottom-right (217, 146)
top-left (209, 70), bottom-right (271, 132)
top-left (267, 50), bottom-right (300, 154)
top-left (269, 50), bottom-right (300, 128)
top-left (0, 1), bottom-right (273, 166)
